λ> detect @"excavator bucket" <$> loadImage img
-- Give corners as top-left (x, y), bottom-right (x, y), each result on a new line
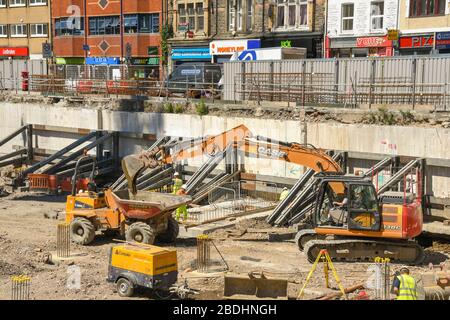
top-left (223, 272), bottom-right (288, 300)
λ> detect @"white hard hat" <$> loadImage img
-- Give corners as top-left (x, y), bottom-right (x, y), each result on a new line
top-left (283, 187), bottom-right (288, 191)
top-left (174, 172), bottom-right (180, 176)
top-left (399, 265), bottom-right (410, 273)
top-left (181, 184), bottom-right (187, 189)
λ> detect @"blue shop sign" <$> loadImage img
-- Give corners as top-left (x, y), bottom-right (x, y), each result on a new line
top-left (85, 57), bottom-right (121, 65)
top-left (436, 32), bottom-right (450, 50)
top-left (171, 47), bottom-right (212, 60)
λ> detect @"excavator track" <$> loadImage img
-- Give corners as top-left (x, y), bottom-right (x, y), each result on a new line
top-left (295, 229), bottom-right (325, 251)
top-left (303, 238), bottom-right (425, 265)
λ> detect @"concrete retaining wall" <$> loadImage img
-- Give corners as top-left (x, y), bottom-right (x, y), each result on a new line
top-left (0, 102), bottom-right (449, 197)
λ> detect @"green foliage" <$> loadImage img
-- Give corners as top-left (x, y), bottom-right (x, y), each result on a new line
top-left (363, 107), bottom-right (398, 125)
top-left (160, 24), bottom-right (174, 66)
top-left (163, 102), bottom-right (174, 113)
top-left (195, 99), bottom-right (209, 116)
top-left (377, 107), bottom-right (396, 125)
top-left (399, 110), bottom-right (415, 124)
top-left (174, 103), bottom-right (184, 114)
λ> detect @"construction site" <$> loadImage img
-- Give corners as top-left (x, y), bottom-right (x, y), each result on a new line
top-left (0, 78), bottom-right (450, 301)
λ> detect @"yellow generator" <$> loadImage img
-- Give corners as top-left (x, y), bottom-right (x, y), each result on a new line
top-left (107, 244), bottom-right (178, 297)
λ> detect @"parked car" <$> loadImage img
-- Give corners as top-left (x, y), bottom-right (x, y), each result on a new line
top-left (166, 63), bottom-right (222, 97)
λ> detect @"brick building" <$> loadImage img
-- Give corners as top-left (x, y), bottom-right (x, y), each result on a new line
top-left (167, 0), bottom-right (325, 69)
top-left (0, 0), bottom-right (51, 61)
top-left (52, 0), bottom-right (164, 77)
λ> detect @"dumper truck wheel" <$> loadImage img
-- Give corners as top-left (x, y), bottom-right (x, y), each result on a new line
top-left (158, 217), bottom-right (180, 243)
top-left (126, 222), bottom-right (155, 244)
top-left (116, 278), bottom-right (134, 297)
top-left (70, 217), bottom-right (96, 245)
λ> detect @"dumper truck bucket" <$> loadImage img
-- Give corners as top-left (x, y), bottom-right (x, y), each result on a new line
top-left (223, 272), bottom-right (288, 300)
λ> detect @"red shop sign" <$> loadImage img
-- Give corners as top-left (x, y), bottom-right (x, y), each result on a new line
top-left (356, 36), bottom-right (392, 48)
top-left (399, 35), bottom-right (434, 48)
top-left (0, 47), bottom-right (29, 57)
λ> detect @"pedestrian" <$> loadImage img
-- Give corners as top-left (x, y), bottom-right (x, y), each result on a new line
top-left (172, 172), bottom-right (183, 195)
top-left (392, 266), bottom-right (418, 300)
top-left (279, 187), bottom-right (290, 201)
top-left (175, 184), bottom-right (188, 222)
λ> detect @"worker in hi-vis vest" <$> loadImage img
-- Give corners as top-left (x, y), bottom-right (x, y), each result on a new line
top-left (393, 266), bottom-right (418, 300)
top-left (175, 184), bottom-right (188, 222)
top-left (172, 172), bottom-right (183, 195)
top-left (279, 187), bottom-right (290, 201)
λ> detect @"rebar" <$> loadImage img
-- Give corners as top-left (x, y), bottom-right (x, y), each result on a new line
top-left (374, 257), bottom-right (391, 300)
top-left (11, 275), bottom-right (31, 300)
top-left (57, 223), bottom-right (71, 258)
top-left (197, 235), bottom-right (211, 273)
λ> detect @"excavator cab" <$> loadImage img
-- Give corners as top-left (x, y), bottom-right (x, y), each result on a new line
top-left (314, 176), bottom-right (381, 232)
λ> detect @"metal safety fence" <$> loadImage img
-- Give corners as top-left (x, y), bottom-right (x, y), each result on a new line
top-left (185, 180), bottom-right (279, 225)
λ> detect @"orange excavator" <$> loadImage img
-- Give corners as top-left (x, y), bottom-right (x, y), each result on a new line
top-left (122, 124), bottom-right (424, 264)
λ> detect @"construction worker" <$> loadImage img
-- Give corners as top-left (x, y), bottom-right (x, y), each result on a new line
top-left (279, 187), bottom-right (290, 201)
top-left (393, 266), bottom-right (418, 300)
top-left (172, 172), bottom-right (183, 195)
top-left (175, 184), bottom-right (188, 222)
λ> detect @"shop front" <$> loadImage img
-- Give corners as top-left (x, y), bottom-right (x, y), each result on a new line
top-left (130, 57), bottom-right (160, 79)
top-left (399, 35), bottom-right (434, 55)
top-left (209, 39), bottom-right (261, 64)
top-left (435, 32), bottom-right (450, 54)
top-left (355, 36), bottom-right (393, 57)
top-left (0, 47), bottom-right (29, 60)
top-left (55, 57), bottom-right (85, 65)
top-left (170, 47), bottom-right (212, 68)
top-left (327, 36), bottom-right (393, 58)
top-left (85, 57), bottom-right (121, 65)
top-left (261, 33), bottom-right (323, 58)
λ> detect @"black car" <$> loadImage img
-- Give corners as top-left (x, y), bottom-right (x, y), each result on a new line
top-left (166, 62), bottom-right (222, 97)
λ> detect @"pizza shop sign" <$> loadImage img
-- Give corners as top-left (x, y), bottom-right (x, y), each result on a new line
top-left (399, 35), bottom-right (434, 48)
top-left (356, 36), bottom-right (392, 48)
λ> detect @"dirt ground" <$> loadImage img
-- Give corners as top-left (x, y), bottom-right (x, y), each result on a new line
top-left (0, 193), bottom-right (449, 300)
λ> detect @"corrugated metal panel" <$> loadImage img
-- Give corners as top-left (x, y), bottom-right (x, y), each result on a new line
top-left (223, 56), bottom-right (450, 103)
top-left (0, 59), bottom-right (48, 90)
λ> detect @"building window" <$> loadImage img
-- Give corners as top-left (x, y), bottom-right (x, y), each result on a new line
top-left (196, 3), bottom-right (204, 31)
top-left (0, 0), bottom-right (6, 7)
top-left (124, 15), bottom-right (138, 33)
top-left (124, 14), bottom-right (159, 34)
top-left (246, 0), bottom-right (253, 31)
top-left (9, 0), bottom-right (25, 6)
top-left (229, 0), bottom-right (253, 31)
top-left (89, 16), bottom-right (120, 35)
top-left (178, 1), bottom-right (204, 33)
top-left (29, 0), bottom-right (47, 5)
top-left (10, 24), bottom-right (27, 37)
top-left (409, 0), bottom-right (446, 17)
top-left (0, 25), bottom-right (7, 37)
top-left (55, 17), bottom-right (84, 36)
top-left (30, 23), bottom-right (48, 37)
top-left (371, 1), bottom-right (384, 30)
top-left (341, 3), bottom-right (354, 31)
top-left (276, 0), bottom-right (308, 29)
top-left (228, 0), bottom-right (235, 30)
top-left (178, 4), bottom-right (187, 27)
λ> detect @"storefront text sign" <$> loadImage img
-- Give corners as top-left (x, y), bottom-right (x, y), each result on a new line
top-left (210, 39), bottom-right (261, 55)
top-left (356, 37), bottom-right (391, 48)
top-left (0, 47), bottom-right (29, 57)
top-left (436, 32), bottom-right (450, 50)
top-left (399, 35), bottom-right (434, 48)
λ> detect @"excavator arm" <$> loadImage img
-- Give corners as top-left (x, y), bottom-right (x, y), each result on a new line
top-left (122, 125), bottom-right (252, 194)
top-left (121, 125), bottom-right (343, 195)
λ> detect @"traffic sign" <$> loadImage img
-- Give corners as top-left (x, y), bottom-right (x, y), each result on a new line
top-left (387, 29), bottom-right (399, 41)
top-left (42, 43), bottom-right (52, 58)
